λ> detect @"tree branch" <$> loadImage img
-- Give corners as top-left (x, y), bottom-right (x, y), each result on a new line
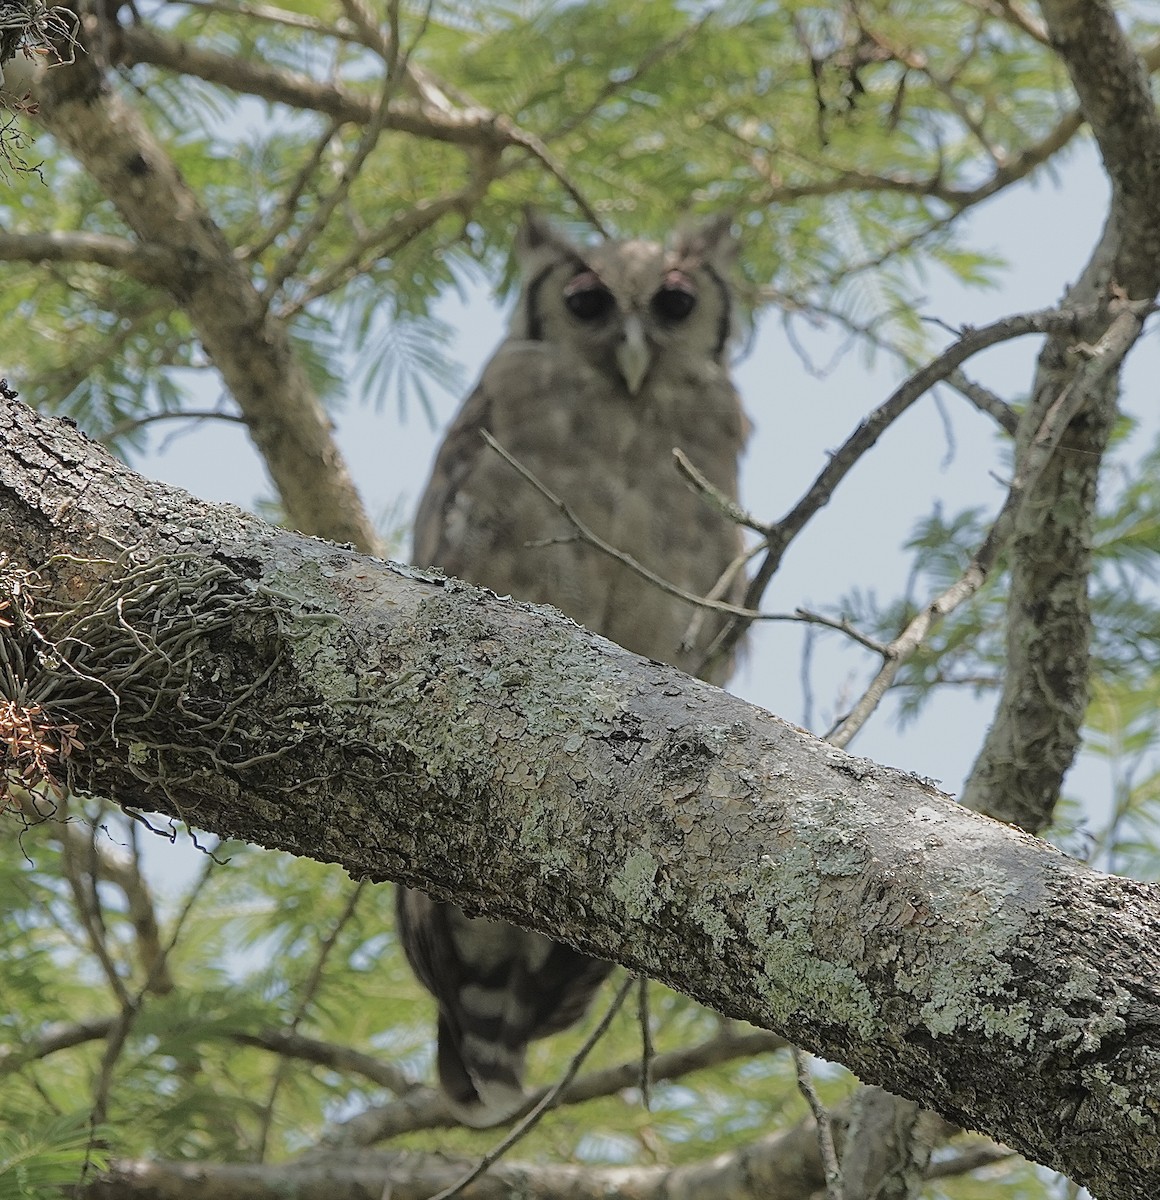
top-left (32, 27), bottom-right (381, 552)
top-left (700, 303), bottom-right (1110, 673)
top-left (79, 1125), bottom-right (1017, 1200)
top-left (0, 230), bottom-right (179, 283)
top-left (962, 0), bottom-right (1160, 830)
top-left (316, 1026), bottom-right (786, 1148)
top-left (1, 394), bottom-right (1158, 1199)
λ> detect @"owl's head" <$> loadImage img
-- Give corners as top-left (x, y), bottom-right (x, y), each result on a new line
top-left (509, 211), bottom-right (737, 395)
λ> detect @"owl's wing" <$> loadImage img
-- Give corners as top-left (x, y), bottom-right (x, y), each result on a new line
top-left (410, 343), bottom-right (616, 632)
top-left (411, 373), bottom-right (494, 572)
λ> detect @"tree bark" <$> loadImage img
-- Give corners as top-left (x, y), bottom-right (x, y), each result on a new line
top-left (963, 0), bottom-right (1160, 829)
top-left (31, 27), bottom-right (381, 553)
top-left (2, 395), bottom-right (1158, 1200)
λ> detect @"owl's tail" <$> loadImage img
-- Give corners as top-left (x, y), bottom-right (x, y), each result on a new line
top-left (436, 1011), bottom-right (528, 1128)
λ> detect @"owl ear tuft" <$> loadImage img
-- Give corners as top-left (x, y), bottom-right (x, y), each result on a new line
top-left (514, 209), bottom-right (582, 273)
top-left (674, 212), bottom-right (737, 268)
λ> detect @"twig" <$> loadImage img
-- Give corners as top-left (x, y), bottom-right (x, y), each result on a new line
top-left (241, 119), bottom-right (343, 264)
top-left (255, 879), bottom-right (368, 1161)
top-left (427, 973), bottom-right (635, 1200)
top-left (481, 430), bottom-right (766, 623)
top-left (314, 1025), bottom-right (786, 1148)
top-left (792, 1047), bottom-right (842, 1200)
top-left (78, 829), bottom-right (224, 1192)
top-left (697, 301), bottom-right (1129, 674)
top-left (679, 542), bottom-right (764, 657)
top-left (264, 21), bottom-right (413, 303)
top-left (497, 122), bottom-right (608, 235)
top-left (946, 368), bottom-right (1018, 434)
top-left (101, 408), bottom-right (246, 443)
top-left (794, 608), bottom-right (890, 656)
top-left (175, 0), bottom-right (368, 44)
top-left (637, 977), bottom-right (653, 1110)
top-left (672, 448), bottom-right (770, 534)
top-left (827, 299), bottom-right (1151, 748)
top-left (280, 186), bottom-right (487, 318)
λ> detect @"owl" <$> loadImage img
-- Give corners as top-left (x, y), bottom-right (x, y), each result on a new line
top-left (397, 211), bottom-right (749, 1126)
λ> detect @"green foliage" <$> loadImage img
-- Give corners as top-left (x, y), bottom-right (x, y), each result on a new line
top-left (2, 0), bottom-right (1078, 453)
top-left (0, 1112), bottom-right (108, 1199)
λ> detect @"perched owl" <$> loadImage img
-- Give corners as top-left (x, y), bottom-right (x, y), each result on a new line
top-left (397, 211), bottom-right (748, 1126)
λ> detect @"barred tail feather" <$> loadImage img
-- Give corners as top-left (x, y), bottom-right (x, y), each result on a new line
top-left (436, 1013), bottom-right (527, 1128)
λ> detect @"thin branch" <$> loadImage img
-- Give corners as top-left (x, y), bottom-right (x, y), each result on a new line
top-left (116, 25), bottom-right (498, 147)
top-left (278, 186), bottom-right (488, 317)
top-left (793, 608), bottom-right (889, 656)
top-left (544, 13), bottom-right (713, 143)
top-left (255, 879), bottom-right (367, 1161)
top-left (792, 1048), bottom-right (842, 1200)
top-left (101, 408), bottom-right (246, 443)
top-left (945, 369), bottom-right (1019, 434)
top-left (240, 119), bottom-right (343, 264)
top-left (315, 1026), bottom-right (786, 1148)
top-left (636, 977), bottom-right (653, 1111)
top-left (58, 813), bottom-right (133, 1011)
top-left (964, 0), bottom-right (1049, 43)
top-left (498, 122), bottom-right (608, 234)
top-left (0, 1017), bottom-right (116, 1076)
top-left (175, 0), bottom-right (366, 41)
top-left (0, 1015), bottom-right (416, 1094)
top-left (482, 430), bottom-right (769, 623)
top-left (232, 1029), bottom-right (415, 1095)
top-left (0, 230), bottom-right (178, 283)
top-left (827, 300), bottom-right (1151, 748)
top-left (672, 448), bottom-right (770, 535)
top-left (698, 302), bottom-right (1118, 674)
top-left (428, 973), bottom-right (635, 1200)
top-left (262, 1), bottom-right (438, 304)
top-left (14, 793), bottom-right (174, 993)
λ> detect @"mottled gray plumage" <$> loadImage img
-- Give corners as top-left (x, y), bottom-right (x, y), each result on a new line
top-left (398, 212), bottom-right (748, 1126)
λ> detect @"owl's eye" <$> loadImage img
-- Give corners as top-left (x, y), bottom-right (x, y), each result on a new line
top-left (651, 276), bottom-right (697, 322)
top-left (564, 272), bottom-right (615, 321)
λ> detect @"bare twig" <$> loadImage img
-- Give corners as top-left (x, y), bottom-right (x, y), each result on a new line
top-left (315, 1026), bottom-right (787, 1148)
top-left (637, 977), bottom-right (653, 1111)
top-left (946, 369), bottom-right (1019, 434)
top-left (264, 50), bottom-right (407, 302)
top-left (280, 186), bottom-right (489, 317)
top-left (482, 430), bottom-right (765, 622)
top-left (794, 608), bottom-right (889, 656)
top-left (827, 300), bottom-right (1151, 748)
top-left (672, 448), bottom-right (770, 535)
top-left (698, 301), bottom-right (1122, 674)
top-left (428, 973), bottom-right (635, 1200)
top-left (175, 0), bottom-right (366, 43)
top-left (255, 879), bottom-right (368, 1161)
top-left (101, 408), bottom-right (246, 444)
top-left (792, 1047), bottom-right (842, 1200)
top-left (241, 119), bottom-right (343, 264)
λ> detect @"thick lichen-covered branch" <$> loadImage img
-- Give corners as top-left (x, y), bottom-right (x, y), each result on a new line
top-left (1, 394), bottom-right (1158, 1200)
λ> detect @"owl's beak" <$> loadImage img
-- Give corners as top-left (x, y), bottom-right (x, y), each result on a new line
top-left (615, 316), bottom-right (652, 395)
